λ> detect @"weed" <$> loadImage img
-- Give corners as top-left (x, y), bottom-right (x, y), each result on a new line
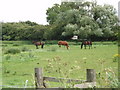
top-left (28, 52), bottom-right (34, 58)
top-left (44, 57), bottom-right (80, 88)
top-left (5, 48), bottom-right (21, 54)
top-left (21, 47), bottom-right (29, 52)
top-left (2, 44), bottom-right (8, 47)
top-left (104, 68), bottom-right (118, 88)
top-left (113, 54), bottom-right (120, 62)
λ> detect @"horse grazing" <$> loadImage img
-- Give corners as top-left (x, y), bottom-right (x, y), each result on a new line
top-left (58, 41), bottom-right (69, 50)
top-left (81, 40), bottom-right (92, 49)
top-left (32, 41), bottom-right (45, 49)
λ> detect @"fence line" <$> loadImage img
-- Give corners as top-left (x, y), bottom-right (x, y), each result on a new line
top-left (1, 68), bottom-right (96, 88)
top-left (43, 76), bottom-right (86, 83)
top-left (34, 68), bottom-right (96, 88)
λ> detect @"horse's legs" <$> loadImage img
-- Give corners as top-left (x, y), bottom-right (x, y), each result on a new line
top-left (41, 44), bottom-right (44, 49)
top-left (91, 44), bottom-right (92, 49)
top-left (88, 44), bottom-right (90, 49)
top-left (89, 44), bottom-right (92, 49)
top-left (36, 45), bottom-right (39, 49)
top-left (81, 44), bottom-right (83, 49)
top-left (84, 45), bottom-right (86, 49)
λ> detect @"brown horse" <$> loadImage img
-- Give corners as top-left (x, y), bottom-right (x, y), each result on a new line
top-left (58, 41), bottom-right (69, 50)
top-left (81, 41), bottom-right (92, 49)
top-left (32, 41), bottom-right (45, 49)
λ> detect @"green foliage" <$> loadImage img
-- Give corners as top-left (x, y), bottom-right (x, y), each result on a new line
top-left (2, 21), bottom-right (47, 40)
top-left (5, 48), bottom-right (21, 54)
top-left (2, 1), bottom-right (118, 41)
top-left (46, 1), bottom-right (118, 40)
top-left (97, 67), bottom-right (118, 88)
top-left (2, 35), bottom-right (11, 40)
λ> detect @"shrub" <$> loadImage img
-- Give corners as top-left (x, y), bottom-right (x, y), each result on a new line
top-left (2, 44), bottom-right (7, 47)
top-left (5, 48), bottom-right (21, 54)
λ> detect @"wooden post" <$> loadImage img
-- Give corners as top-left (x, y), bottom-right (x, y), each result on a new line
top-left (34, 68), bottom-right (44, 88)
top-left (86, 69), bottom-right (96, 82)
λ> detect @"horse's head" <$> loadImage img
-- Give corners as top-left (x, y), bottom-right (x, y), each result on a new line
top-left (66, 45), bottom-right (69, 49)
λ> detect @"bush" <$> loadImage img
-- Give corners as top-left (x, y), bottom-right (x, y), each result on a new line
top-left (2, 44), bottom-right (8, 47)
top-left (5, 48), bottom-right (21, 54)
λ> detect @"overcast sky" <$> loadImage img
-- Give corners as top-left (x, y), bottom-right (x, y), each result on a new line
top-left (0, 0), bottom-right (120, 25)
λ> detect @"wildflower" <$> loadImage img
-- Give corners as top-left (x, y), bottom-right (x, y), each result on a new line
top-left (113, 54), bottom-right (120, 57)
top-left (76, 66), bottom-right (81, 69)
top-left (69, 69), bottom-right (72, 72)
top-left (63, 62), bottom-right (67, 66)
top-left (49, 63), bottom-right (51, 65)
top-left (75, 61), bottom-right (78, 63)
top-left (83, 57), bottom-right (87, 60)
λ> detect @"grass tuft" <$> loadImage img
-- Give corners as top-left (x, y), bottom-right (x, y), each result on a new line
top-left (5, 48), bottom-right (21, 54)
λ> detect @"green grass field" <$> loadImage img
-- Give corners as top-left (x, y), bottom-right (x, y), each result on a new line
top-left (1, 41), bottom-right (118, 88)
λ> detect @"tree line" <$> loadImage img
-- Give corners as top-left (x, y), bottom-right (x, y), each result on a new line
top-left (2, 1), bottom-right (119, 41)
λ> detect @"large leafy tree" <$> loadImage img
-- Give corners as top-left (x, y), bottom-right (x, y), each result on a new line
top-left (92, 4), bottom-right (118, 38)
top-left (2, 21), bottom-right (47, 40)
top-left (46, 1), bottom-right (118, 40)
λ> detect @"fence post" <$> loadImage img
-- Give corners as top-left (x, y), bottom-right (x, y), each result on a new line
top-left (86, 69), bottom-right (96, 82)
top-left (34, 68), bottom-right (44, 88)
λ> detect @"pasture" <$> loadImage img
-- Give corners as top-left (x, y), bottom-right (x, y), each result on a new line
top-left (1, 41), bottom-right (118, 88)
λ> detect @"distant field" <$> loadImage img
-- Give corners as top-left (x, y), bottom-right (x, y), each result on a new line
top-left (1, 41), bottom-right (118, 88)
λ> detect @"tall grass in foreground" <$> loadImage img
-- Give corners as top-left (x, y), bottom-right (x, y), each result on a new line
top-left (2, 41), bottom-right (118, 88)
top-left (44, 57), bottom-right (118, 88)
top-left (44, 57), bottom-right (81, 88)
top-left (96, 67), bottom-right (118, 88)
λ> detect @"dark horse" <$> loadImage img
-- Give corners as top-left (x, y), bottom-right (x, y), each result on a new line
top-left (32, 41), bottom-right (45, 49)
top-left (58, 41), bottom-right (69, 50)
top-left (81, 40), bottom-right (92, 49)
